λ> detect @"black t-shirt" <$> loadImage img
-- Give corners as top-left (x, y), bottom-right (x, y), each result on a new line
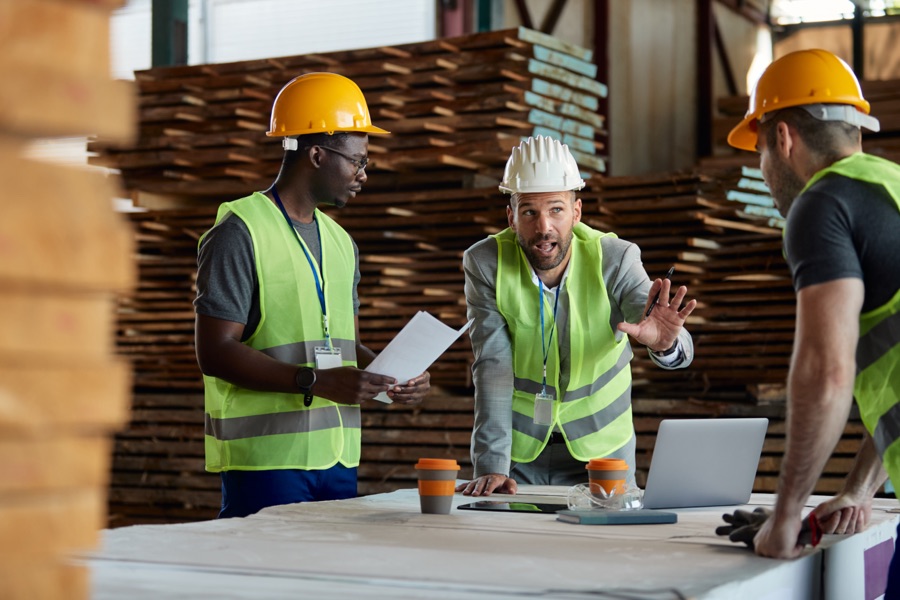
top-left (194, 213), bottom-right (361, 342)
top-left (784, 173), bottom-right (900, 313)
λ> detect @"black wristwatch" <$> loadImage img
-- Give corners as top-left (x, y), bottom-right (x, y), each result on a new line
top-left (652, 341), bottom-right (678, 357)
top-left (295, 367), bottom-right (317, 407)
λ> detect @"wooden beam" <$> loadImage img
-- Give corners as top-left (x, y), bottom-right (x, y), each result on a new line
top-left (540, 0), bottom-right (569, 34)
top-left (713, 15), bottom-right (738, 96)
top-left (697, 0), bottom-right (714, 158)
top-left (513, 0), bottom-right (534, 29)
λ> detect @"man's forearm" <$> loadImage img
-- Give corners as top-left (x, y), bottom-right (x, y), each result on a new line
top-left (776, 351), bottom-right (855, 518)
top-left (842, 433), bottom-right (889, 498)
top-left (776, 279), bottom-right (863, 519)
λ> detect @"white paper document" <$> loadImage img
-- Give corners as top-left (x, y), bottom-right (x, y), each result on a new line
top-left (366, 311), bottom-right (472, 403)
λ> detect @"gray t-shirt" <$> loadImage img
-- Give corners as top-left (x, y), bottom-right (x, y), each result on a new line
top-left (784, 173), bottom-right (899, 313)
top-left (194, 212), bottom-right (360, 342)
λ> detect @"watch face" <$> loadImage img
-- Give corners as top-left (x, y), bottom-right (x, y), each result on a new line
top-left (296, 368), bottom-right (316, 390)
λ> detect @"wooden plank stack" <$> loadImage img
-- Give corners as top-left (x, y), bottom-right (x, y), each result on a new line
top-left (714, 78), bottom-right (900, 161)
top-left (0, 0), bottom-right (136, 597)
top-left (89, 26), bottom-right (607, 199)
top-left (585, 166), bottom-right (793, 402)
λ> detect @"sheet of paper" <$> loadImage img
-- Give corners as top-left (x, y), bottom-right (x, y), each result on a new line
top-left (365, 311), bottom-right (472, 403)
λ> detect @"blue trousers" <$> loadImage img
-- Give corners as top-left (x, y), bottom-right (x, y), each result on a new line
top-left (218, 465), bottom-right (357, 519)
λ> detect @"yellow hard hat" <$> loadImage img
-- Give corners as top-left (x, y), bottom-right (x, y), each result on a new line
top-left (727, 49), bottom-right (872, 152)
top-left (266, 72), bottom-right (389, 139)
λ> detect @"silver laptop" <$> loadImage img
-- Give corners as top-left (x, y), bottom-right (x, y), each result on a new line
top-left (642, 418), bottom-right (768, 509)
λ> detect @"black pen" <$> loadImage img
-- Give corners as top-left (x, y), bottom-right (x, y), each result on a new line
top-left (645, 266), bottom-right (675, 318)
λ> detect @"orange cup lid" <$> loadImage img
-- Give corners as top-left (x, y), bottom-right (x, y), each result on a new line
top-left (586, 458), bottom-right (628, 470)
top-left (415, 458), bottom-right (460, 470)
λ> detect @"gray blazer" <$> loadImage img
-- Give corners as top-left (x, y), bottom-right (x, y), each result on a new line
top-left (463, 232), bottom-right (694, 478)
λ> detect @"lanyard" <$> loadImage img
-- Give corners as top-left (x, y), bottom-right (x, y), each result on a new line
top-left (538, 278), bottom-right (561, 395)
top-left (269, 187), bottom-right (332, 348)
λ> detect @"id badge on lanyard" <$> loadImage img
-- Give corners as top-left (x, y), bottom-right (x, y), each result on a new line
top-left (534, 391), bottom-right (554, 426)
top-left (315, 346), bottom-right (343, 369)
top-left (535, 280), bottom-right (560, 427)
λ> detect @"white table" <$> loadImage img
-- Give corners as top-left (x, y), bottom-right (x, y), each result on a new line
top-left (84, 487), bottom-right (899, 599)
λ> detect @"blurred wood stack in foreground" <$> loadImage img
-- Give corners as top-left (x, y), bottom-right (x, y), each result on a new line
top-left (0, 0), bottom-right (135, 597)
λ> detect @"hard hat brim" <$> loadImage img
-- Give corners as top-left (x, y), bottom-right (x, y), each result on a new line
top-left (727, 116), bottom-right (758, 152)
top-left (266, 124), bottom-right (391, 137)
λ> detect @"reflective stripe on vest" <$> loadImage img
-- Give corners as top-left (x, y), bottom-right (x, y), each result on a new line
top-left (494, 223), bottom-right (634, 463)
top-left (206, 405), bottom-right (361, 441)
top-left (200, 192), bottom-right (360, 472)
top-left (805, 154), bottom-right (900, 486)
top-left (512, 380), bottom-right (633, 441)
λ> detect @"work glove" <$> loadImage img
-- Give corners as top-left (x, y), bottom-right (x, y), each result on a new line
top-left (715, 507), bottom-right (822, 550)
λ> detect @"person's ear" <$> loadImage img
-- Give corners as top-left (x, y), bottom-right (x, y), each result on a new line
top-left (506, 204), bottom-right (515, 230)
top-left (573, 197), bottom-right (582, 225)
top-left (307, 146), bottom-right (324, 168)
top-left (775, 121), bottom-right (794, 159)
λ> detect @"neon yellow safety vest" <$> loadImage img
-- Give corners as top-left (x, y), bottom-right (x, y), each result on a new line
top-left (494, 223), bottom-right (634, 463)
top-left (201, 192), bottom-right (360, 472)
top-left (802, 153), bottom-right (900, 486)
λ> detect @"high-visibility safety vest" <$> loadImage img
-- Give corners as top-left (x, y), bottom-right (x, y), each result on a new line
top-left (201, 192), bottom-right (360, 472)
top-left (493, 223), bottom-right (634, 463)
top-left (802, 153), bottom-right (900, 486)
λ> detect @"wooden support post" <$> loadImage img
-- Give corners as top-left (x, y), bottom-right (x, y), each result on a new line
top-left (594, 0), bottom-right (609, 173)
top-left (852, 2), bottom-right (865, 79)
top-left (697, 0), bottom-right (714, 159)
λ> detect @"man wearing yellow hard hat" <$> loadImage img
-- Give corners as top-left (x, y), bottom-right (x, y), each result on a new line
top-left (194, 73), bottom-right (430, 518)
top-left (727, 49), bottom-right (900, 582)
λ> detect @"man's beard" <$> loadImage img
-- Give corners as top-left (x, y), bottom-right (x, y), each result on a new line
top-left (766, 153), bottom-right (807, 217)
top-left (518, 230), bottom-right (574, 272)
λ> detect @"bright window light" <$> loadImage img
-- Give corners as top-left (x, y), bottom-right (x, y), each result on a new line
top-left (771, 0), bottom-right (899, 24)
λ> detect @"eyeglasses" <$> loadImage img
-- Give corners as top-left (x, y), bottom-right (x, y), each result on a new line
top-left (319, 146), bottom-right (369, 175)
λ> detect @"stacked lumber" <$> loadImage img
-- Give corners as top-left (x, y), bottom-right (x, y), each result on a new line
top-left (0, 0), bottom-right (135, 597)
top-left (117, 209), bottom-right (212, 391)
top-left (89, 26), bottom-right (607, 199)
top-left (714, 78), bottom-right (900, 161)
top-left (587, 165), bottom-right (793, 402)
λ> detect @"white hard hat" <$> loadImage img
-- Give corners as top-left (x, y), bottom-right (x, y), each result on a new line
top-left (499, 135), bottom-right (585, 194)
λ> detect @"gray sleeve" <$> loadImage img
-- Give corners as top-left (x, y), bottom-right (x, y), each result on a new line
top-left (463, 238), bottom-right (514, 478)
top-left (601, 237), bottom-right (694, 369)
top-left (194, 215), bottom-right (255, 325)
